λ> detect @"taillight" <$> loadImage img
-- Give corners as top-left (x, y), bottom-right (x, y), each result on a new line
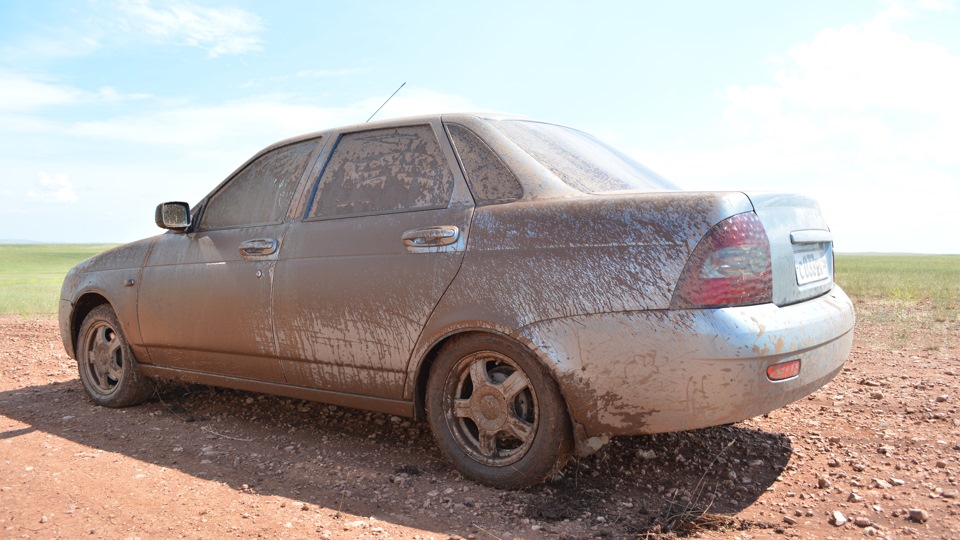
top-left (671, 212), bottom-right (772, 309)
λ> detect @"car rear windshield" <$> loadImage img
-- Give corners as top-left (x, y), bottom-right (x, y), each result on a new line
top-left (492, 120), bottom-right (679, 194)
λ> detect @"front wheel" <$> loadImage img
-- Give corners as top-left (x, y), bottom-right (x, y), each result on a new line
top-left (426, 334), bottom-right (572, 489)
top-left (76, 305), bottom-right (153, 407)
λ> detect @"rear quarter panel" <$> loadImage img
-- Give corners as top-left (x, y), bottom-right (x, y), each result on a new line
top-left (404, 192), bottom-right (754, 398)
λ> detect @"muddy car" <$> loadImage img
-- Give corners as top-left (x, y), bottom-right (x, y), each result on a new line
top-left (59, 113), bottom-right (855, 489)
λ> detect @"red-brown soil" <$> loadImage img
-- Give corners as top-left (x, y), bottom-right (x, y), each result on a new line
top-left (2, 305), bottom-right (958, 539)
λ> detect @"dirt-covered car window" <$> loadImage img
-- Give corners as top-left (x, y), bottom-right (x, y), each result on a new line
top-left (493, 120), bottom-right (679, 194)
top-left (447, 123), bottom-right (522, 205)
top-left (308, 125), bottom-right (454, 219)
top-left (202, 139), bottom-right (318, 229)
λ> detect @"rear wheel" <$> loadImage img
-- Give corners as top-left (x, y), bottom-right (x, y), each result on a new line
top-left (426, 334), bottom-right (572, 489)
top-left (76, 305), bottom-right (153, 407)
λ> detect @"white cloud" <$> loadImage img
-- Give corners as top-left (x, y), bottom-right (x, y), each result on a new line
top-left (0, 71), bottom-right (85, 112)
top-left (63, 87), bottom-right (479, 146)
top-left (0, 71), bottom-right (153, 112)
top-left (1, 88), bottom-right (482, 238)
top-left (27, 172), bottom-right (79, 203)
top-left (296, 68), bottom-right (369, 79)
top-left (0, 35), bottom-right (101, 62)
top-left (638, 4), bottom-right (960, 254)
top-left (117, 0), bottom-right (263, 57)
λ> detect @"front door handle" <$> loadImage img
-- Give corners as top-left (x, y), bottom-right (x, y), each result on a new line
top-left (239, 238), bottom-right (278, 256)
top-left (401, 226), bottom-right (460, 249)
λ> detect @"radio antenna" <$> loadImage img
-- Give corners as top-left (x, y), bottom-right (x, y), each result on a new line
top-left (366, 82), bottom-right (406, 123)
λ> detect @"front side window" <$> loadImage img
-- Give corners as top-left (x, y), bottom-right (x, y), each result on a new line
top-left (308, 125), bottom-right (454, 219)
top-left (202, 138), bottom-right (318, 229)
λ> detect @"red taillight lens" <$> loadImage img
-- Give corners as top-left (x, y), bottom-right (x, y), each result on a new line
top-left (671, 212), bottom-right (773, 309)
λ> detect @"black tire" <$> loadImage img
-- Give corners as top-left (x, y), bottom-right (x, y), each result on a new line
top-left (425, 334), bottom-right (572, 489)
top-left (76, 305), bottom-right (153, 407)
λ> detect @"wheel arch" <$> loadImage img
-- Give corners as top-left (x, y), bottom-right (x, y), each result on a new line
top-left (70, 292), bottom-right (112, 354)
top-left (410, 327), bottom-right (578, 432)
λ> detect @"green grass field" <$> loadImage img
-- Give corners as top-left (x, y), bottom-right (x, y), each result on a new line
top-left (1, 246), bottom-right (958, 322)
top-left (0, 244), bottom-right (117, 316)
top-left (835, 253), bottom-right (960, 323)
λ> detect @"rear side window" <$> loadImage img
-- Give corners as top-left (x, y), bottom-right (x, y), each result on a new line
top-left (446, 123), bottom-right (522, 205)
top-left (202, 139), bottom-right (318, 229)
top-left (308, 125), bottom-right (454, 219)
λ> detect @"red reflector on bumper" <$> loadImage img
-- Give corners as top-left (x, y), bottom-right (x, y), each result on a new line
top-left (767, 359), bottom-right (801, 381)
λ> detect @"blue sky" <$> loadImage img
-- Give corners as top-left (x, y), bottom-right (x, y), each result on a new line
top-left (1, 0), bottom-right (957, 253)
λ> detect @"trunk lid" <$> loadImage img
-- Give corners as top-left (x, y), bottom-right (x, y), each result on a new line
top-left (746, 192), bottom-right (835, 306)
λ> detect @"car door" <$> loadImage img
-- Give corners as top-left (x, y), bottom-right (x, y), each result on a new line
top-left (273, 120), bottom-right (474, 399)
top-left (137, 137), bottom-right (323, 381)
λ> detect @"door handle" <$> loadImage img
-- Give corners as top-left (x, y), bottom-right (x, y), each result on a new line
top-left (401, 226), bottom-right (460, 248)
top-left (239, 238), bottom-right (278, 256)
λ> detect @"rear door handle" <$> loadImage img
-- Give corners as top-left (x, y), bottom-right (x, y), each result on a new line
top-left (239, 238), bottom-right (278, 256)
top-left (402, 226), bottom-right (460, 249)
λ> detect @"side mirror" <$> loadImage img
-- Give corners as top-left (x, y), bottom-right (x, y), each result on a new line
top-left (155, 202), bottom-right (191, 231)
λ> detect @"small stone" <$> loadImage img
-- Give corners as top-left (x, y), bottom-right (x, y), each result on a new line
top-left (872, 478), bottom-right (893, 490)
top-left (818, 477), bottom-right (832, 489)
top-left (936, 395), bottom-right (948, 402)
top-left (831, 510), bottom-right (847, 526)
top-left (870, 391), bottom-right (884, 400)
top-left (637, 449), bottom-right (657, 460)
top-left (936, 461), bottom-right (947, 468)
top-left (40, 515), bottom-right (48, 524)
top-left (890, 478), bottom-right (905, 486)
top-left (878, 445), bottom-right (895, 455)
top-left (848, 492), bottom-right (864, 503)
top-left (854, 517), bottom-right (871, 527)
top-left (908, 508), bottom-right (929, 523)
top-left (943, 489), bottom-right (959, 499)
top-left (783, 516), bottom-right (797, 525)
top-left (828, 458), bottom-right (841, 468)
top-left (860, 379), bottom-right (882, 387)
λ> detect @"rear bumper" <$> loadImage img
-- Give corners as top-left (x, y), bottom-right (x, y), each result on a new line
top-left (519, 286), bottom-right (855, 437)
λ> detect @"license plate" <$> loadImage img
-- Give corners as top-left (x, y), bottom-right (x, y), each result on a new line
top-left (794, 248), bottom-right (830, 285)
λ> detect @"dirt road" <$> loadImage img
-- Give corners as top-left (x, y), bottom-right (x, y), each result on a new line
top-left (2, 305), bottom-right (958, 539)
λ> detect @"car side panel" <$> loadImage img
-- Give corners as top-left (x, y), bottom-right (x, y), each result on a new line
top-left (403, 192), bottom-right (754, 399)
top-left (137, 224), bottom-right (288, 382)
top-left (274, 205), bottom-right (473, 399)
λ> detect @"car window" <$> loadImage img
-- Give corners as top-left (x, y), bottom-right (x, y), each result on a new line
top-left (446, 123), bottom-right (522, 205)
top-left (202, 138), bottom-right (318, 229)
top-left (308, 125), bottom-right (454, 219)
top-left (492, 120), bottom-right (679, 194)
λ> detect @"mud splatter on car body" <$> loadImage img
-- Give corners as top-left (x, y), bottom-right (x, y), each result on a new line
top-left (59, 113), bottom-right (855, 487)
